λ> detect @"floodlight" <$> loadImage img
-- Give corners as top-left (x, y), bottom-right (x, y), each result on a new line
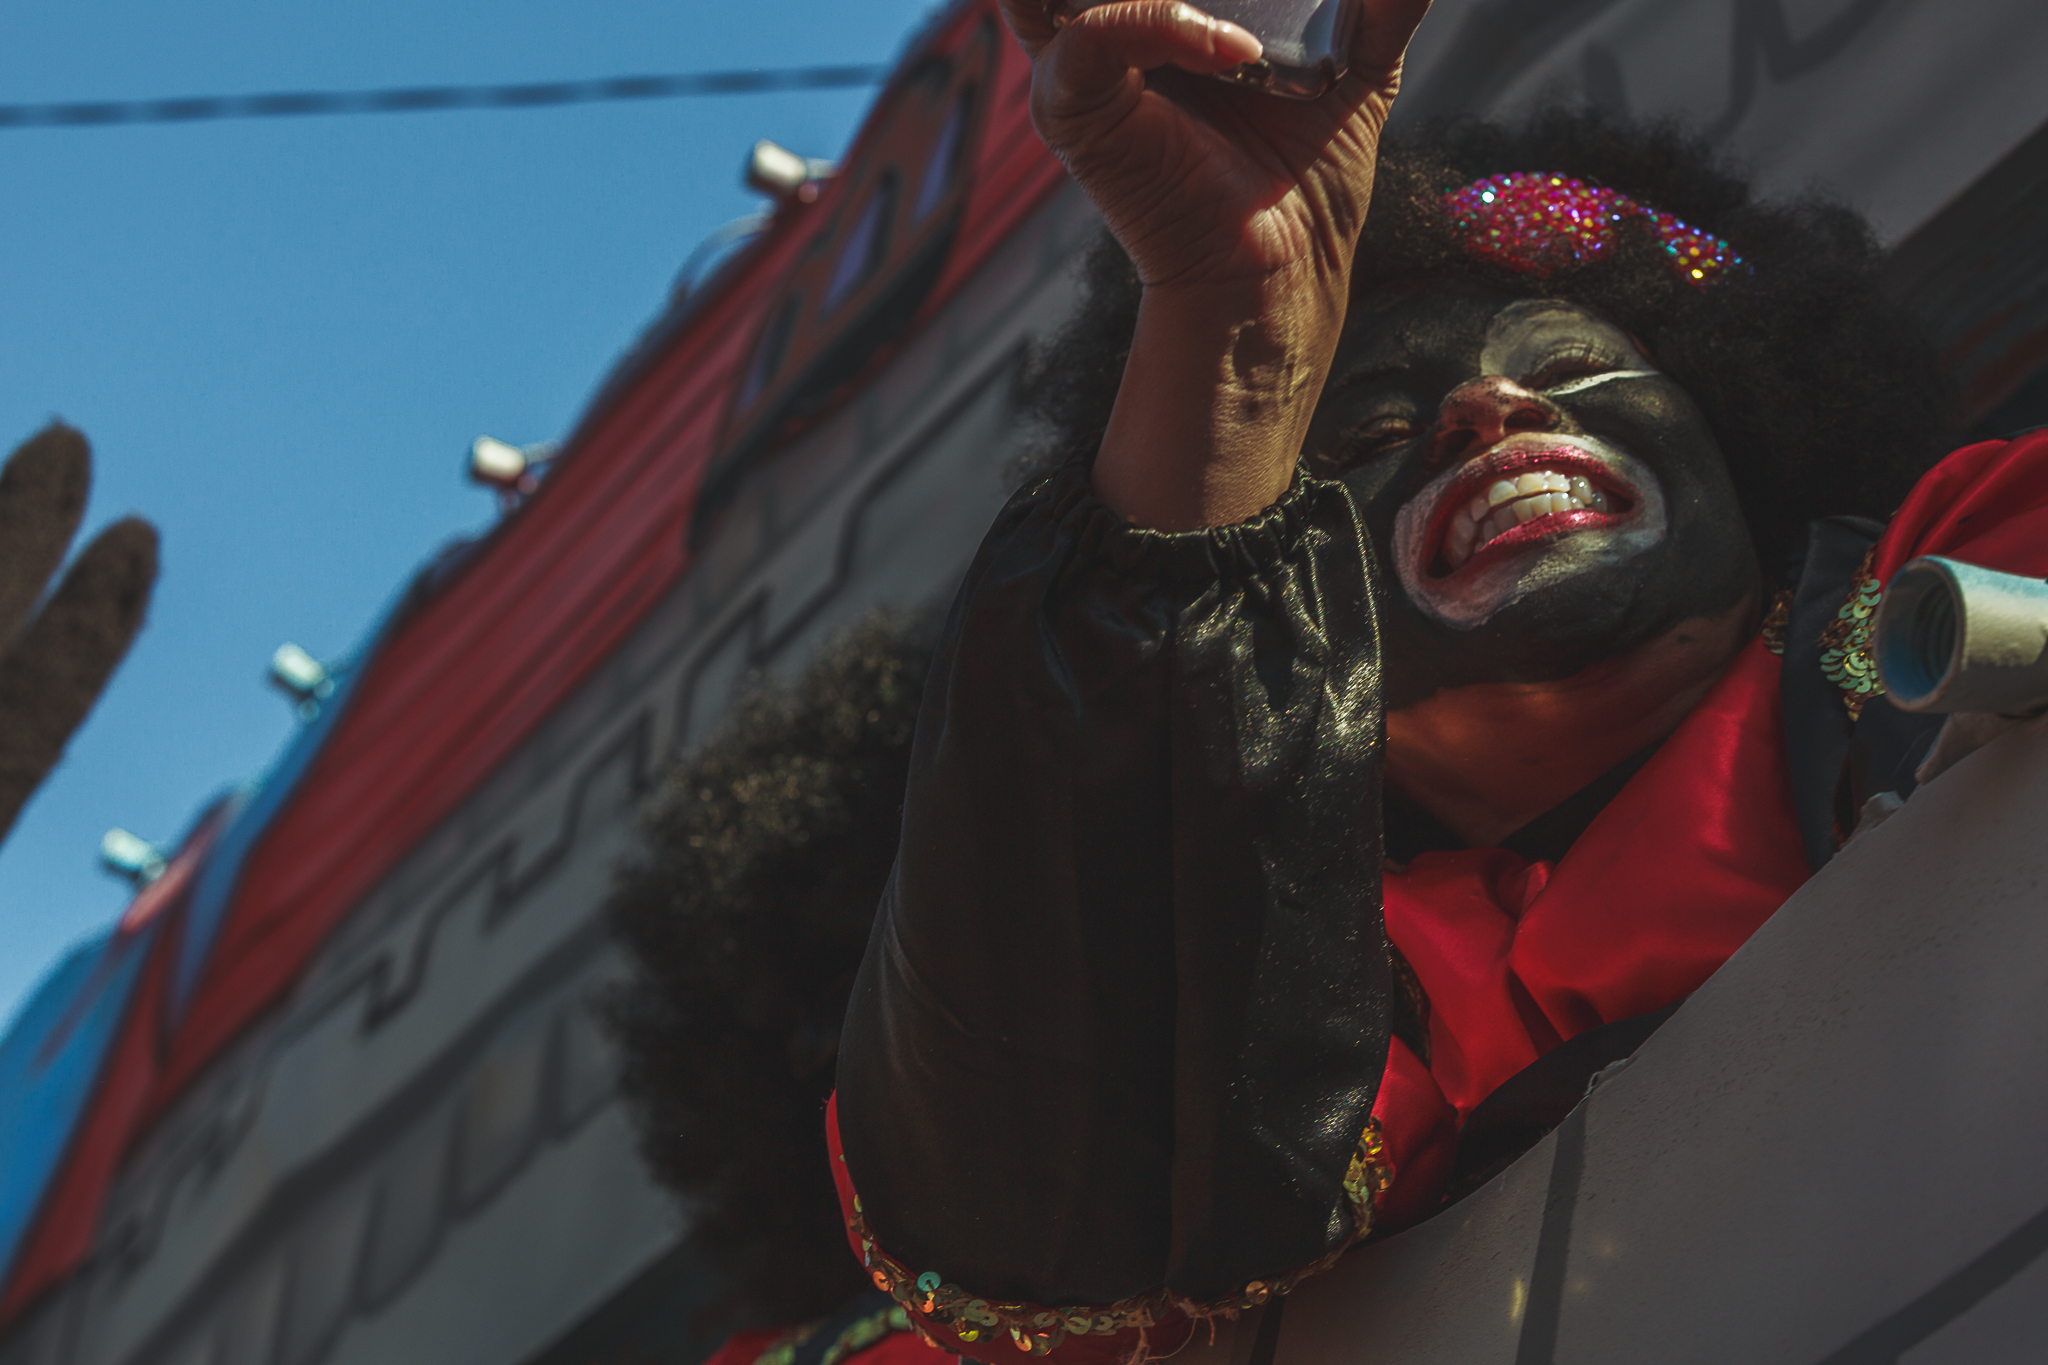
top-left (100, 828), bottom-right (166, 886)
top-left (744, 140), bottom-right (834, 202)
top-left (269, 642), bottom-right (333, 705)
top-left (468, 435), bottom-right (528, 489)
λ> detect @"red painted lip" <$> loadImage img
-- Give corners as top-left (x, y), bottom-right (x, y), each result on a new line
top-left (1423, 446), bottom-right (1636, 579)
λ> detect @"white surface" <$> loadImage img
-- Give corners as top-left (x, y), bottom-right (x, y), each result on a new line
top-left (1274, 712), bottom-right (2048, 1362)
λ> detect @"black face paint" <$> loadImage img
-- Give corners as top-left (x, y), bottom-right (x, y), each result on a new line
top-left (1304, 284), bottom-right (1761, 709)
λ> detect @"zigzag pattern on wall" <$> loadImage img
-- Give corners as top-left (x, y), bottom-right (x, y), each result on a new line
top-left (0, 182), bottom-right (1101, 1365)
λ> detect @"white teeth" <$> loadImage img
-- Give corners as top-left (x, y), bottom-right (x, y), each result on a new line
top-left (1440, 466), bottom-right (1620, 571)
top-left (1507, 470), bottom-right (1572, 496)
top-left (1449, 509), bottom-right (1477, 563)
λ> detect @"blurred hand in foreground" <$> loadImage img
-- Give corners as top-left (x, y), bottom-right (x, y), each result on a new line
top-left (0, 424), bottom-right (159, 846)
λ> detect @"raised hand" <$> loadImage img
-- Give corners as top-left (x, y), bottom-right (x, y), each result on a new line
top-left (0, 424), bottom-right (159, 846)
top-left (1006, 0), bottom-right (1425, 289)
top-left (995, 0), bottom-right (1433, 529)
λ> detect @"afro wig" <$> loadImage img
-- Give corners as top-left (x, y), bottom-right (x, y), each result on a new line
top-left (603, 614), bottom-right (934, 1330)
top-left (1016, 109), bottom-right (1958, 582)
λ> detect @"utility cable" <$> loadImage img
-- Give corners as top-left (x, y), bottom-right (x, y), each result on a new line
top-left (0, 64), bottom-right (888, 130)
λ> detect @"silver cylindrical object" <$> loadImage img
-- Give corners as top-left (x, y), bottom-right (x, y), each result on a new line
top-left (1873, 556), bottom-right (2048, 715)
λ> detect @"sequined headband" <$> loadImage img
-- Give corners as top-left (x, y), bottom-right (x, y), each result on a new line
top-left (1443, 173), bottom-right (1742, 288)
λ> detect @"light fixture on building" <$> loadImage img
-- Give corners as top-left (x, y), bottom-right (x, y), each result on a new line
top-left (744, 140), bottom-right (834, 203)
top-left (469, 435), bottom-right (527, 488)
top-left (270, 642), bottom-right (335, 718)
top-left (100, 828), bottom-right (166, 887)
top-left (467, 436), bottom-right (559, 511)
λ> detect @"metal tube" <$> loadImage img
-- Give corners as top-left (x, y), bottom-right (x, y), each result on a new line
top-left (1873, 556), bottom-right (2048, 715)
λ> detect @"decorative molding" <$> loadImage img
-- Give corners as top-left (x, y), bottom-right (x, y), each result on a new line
top-left (0, 182), bottom-right (1099, 1365)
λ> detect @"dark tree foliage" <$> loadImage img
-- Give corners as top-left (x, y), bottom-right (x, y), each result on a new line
top-left (1015, 108), bottom-right (1958, 583)
top-left (603, 614), bottom-right (933, 1330)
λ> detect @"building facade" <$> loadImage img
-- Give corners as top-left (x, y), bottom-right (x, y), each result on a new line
top-left (1, 1), bottom-right (2043, 1363)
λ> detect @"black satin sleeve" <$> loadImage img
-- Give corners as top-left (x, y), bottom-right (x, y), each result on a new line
top-left (835, 455), bottom-right (1392, 1309)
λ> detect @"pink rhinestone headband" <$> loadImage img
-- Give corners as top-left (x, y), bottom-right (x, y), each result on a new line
top-left (1443, 173), bottom-right (1742, 288)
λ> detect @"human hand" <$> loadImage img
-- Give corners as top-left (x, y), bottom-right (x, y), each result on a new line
top-left (999, 0), bottom-right (1433, 529)
top-left (999, 0), bottom-right (1433, 298)
top-left (0, 424), bottom-right (159, 845)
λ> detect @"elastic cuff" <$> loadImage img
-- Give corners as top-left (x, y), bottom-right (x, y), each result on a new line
top-left (1040, 450), bottom-right (1349, 590)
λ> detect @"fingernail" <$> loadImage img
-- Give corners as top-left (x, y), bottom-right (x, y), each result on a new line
top-left (1209, 17), bottom-right (1263, 64)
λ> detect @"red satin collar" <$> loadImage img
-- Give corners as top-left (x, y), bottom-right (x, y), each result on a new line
top-left (1369, 430), bottom-right (2048, 1219)
top-left (1383, 638), bottom-right (1808, 1120)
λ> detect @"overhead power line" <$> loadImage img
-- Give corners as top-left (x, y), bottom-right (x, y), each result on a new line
top-left (0, 64), bottom-right (890, 130)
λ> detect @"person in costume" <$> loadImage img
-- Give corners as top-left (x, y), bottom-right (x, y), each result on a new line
top-left (828, 1), bottom-right (2048, 1361)
top-left (603, 618), bottom-right (956, 1365)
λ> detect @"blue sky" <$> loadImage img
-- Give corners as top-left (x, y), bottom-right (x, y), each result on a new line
top-left (0, 0), bottom-right (939, 1028)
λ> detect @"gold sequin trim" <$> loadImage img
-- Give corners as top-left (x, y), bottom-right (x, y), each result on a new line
top-left (752, 1321), bottom-right (826, 1365)
top-left (822, 1305), bottom-right (916, 1365)
top-left (1759, 589), bottom-right (1792, 656)
top-left (752, 1304), bottom-right (916, 1365)
top-left (1817, 549), bottom-right (1884, 719)
top-left (846, 1122), bottom-right (1388, 1359)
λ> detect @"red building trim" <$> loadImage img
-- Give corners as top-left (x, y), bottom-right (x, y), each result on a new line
top-left (0, 0), bottom-right (1068, 1317)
